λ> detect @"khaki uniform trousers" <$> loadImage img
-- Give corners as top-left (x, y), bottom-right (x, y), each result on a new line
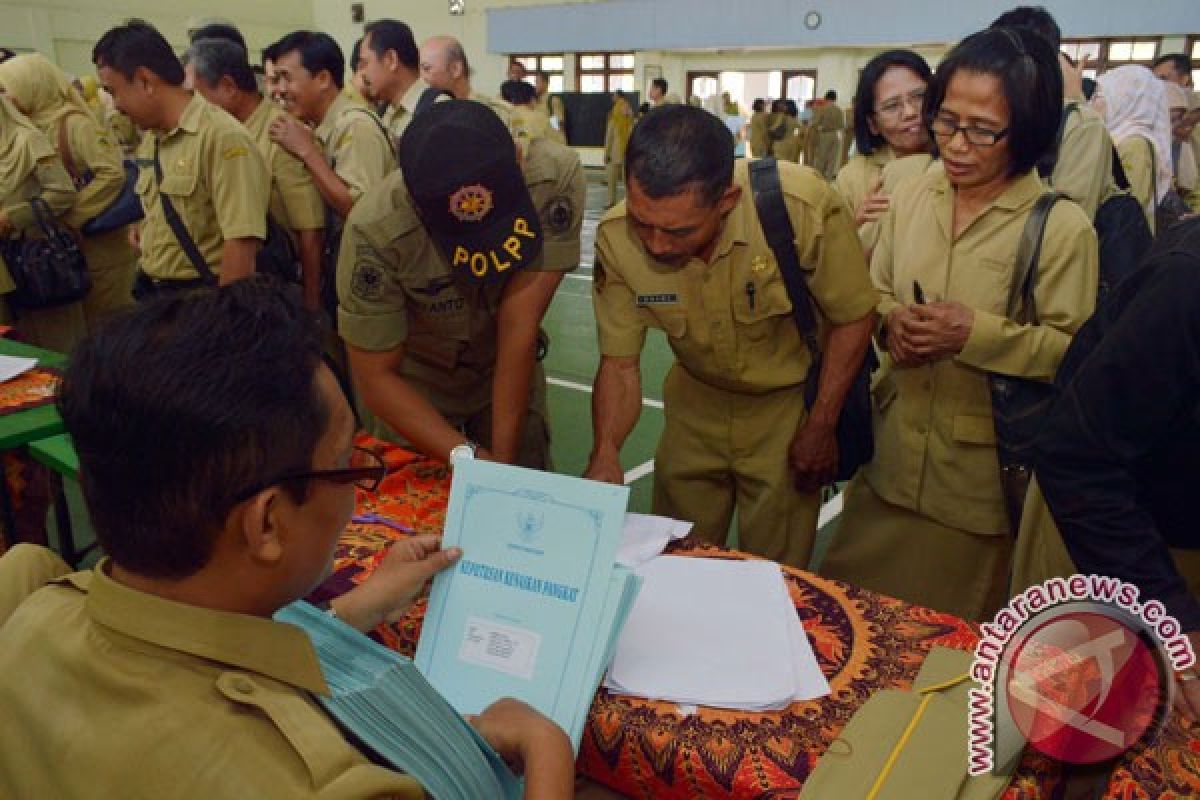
top-left (79, 228), bottom-right (135, 329)
top-left (1011, 477), bottom-right (1200, 598)
top-left (821, 475), bottom-right (1013, 622)
top-left (652, 365), bottom-right (819, 569)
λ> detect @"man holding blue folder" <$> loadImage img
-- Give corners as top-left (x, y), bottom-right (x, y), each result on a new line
top-left (0, 279), bottom-right (575, 799)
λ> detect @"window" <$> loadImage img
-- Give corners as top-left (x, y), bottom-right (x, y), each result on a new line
top-left (509, 54), bottom-right (565, 94)
top-left (576, 52), bottom-right (635, 93)
top-left (1190, 36), bottom-right (1200, 86)
top-left (1061, 37), bottom-right (1162, 78)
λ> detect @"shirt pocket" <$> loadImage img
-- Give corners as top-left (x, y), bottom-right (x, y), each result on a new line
top-left (732, 267), bottom-right (793, 341)
top-left (637, 305), bottom-right (688, 340)
top-left (952, 413), bottom-right (997, 446)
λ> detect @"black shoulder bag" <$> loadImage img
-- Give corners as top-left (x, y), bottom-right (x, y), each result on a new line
top-left (748, 157), bottom-right (876, 483)
top-left (988, 191), bottom-right (1061, 536)
top-left (0, 197), bottom-right (92, 309)
top-left (152, 138), bottom-right (217, 288)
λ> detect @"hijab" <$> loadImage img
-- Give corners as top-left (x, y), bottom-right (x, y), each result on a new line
top-left (1093, 65), bottom-right (1174, 203)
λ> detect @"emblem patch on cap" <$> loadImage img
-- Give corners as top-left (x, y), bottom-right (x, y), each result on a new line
top-left (448, 184), bottom-right (494, 223)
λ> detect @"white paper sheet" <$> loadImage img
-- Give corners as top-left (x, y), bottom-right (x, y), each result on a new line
top-left (616, 513), bottom-right (692, 568)
top-left (0, 355), bottom-right (37, 384)
top-left (605, 556), bottom-right (829, 711)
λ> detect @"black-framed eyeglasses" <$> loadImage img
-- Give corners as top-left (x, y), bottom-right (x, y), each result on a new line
top-left (874, 88), bottom-right (926, 119)
top-left (927, 113), bottom-right (1009, 147)
top-left (234, 446), bottom-right (387, 504)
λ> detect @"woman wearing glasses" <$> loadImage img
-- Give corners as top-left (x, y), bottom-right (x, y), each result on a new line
top-left (820, 28), bottom-right (1098, 621)
top-left (835, 49), bottom-right (935, 255)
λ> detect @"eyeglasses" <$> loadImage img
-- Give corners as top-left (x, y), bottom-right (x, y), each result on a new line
top-left (928, 113), bottom-right (1009, 147)
top-left (234, 446), bottom-right (387, 504)
top-left (874, 88), bottom-right (926, 119)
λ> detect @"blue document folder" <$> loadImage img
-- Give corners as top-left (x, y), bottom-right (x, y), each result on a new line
top-left (415, 459), bottom-right (635, 750)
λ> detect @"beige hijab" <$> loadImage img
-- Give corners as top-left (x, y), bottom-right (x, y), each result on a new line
top-left (0, 53), bottom-right (95, 138)
top-left (0, 93), bottom-right (56, 200)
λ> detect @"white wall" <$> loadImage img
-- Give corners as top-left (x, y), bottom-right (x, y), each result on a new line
top-left (0, 0), bottom-right (314, 78)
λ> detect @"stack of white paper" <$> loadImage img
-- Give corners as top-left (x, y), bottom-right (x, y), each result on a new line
top-left (616, 512), bottom-right (692, 568)
top-left (0, 355), bottom-right (37, 384)
top-left (604, 556), bottom-right (830, 711)
top-left (277, 600), bottom-right (522, 800)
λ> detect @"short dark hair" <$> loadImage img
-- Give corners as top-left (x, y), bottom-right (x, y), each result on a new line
top-left (273, 31), bottom-right (344, 89)
top-left (925, 26), bottom-right (1063, 177)
top-left (501, 79), bottom-right (537, 105)
top-left (93, 19), bottom-right (185, 86)
top-left (190, 22), bottom-right (246, 50)
top-left (651, 77), bottom-right (668, 94)
top-left (363, 19), bottom-right (418, 70)
top-left (752, 98), bottom-right (765, 112)
top-left (824, 89), bottom-right (837, 101)
top-left (1153, 53), bottom-right (1193, 77)
top-left (989, 6), bottom-right (1062, 49)
top-left (853, 49), bottom-right (934, 155)
top-left (261, 42), bottom-right (279, 66)
top-left (350, 37), bottom-right (363, 71)
top-left (770, 98), bottom-right (788, 113)
top-left (187, 38), bottom-right (258, 93)
top-left (58, 278), bottom-right (328, 580)
top-left (0, 47), bottom-right (16, 64)
top-left (626, 104), bottom-right (733, 206)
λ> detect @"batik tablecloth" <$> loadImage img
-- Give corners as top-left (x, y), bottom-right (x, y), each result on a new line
top-left (314, 437), bottom-right (1199, 800)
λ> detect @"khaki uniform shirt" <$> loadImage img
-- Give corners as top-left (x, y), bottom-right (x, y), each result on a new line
top-left (817, 103), bottom-right (845, 133)
top-left (243, 98), bottom-right (325, 244)
top-left (1050, 101), bottom-right (1118, 220)
top-left (336, 137), bottom-right (584, 418)
top-left (593, 159), bottom-right (878, 395)
top-left (380, 78), bottom-right (434, 157)
top-left (864, 165), bottom-right (1098, 536)
top-left (1116, 135), bottom-right (1157, 234)
top-left (317, 92), bottom-right (396, 207)
top-left (836, 149), bottom-right (934, 252)
top-left (749, 111), bottom-right (770, 159)
top-left (510, 106), bottom-right (552, 142)
top-left (134, 93), bottom-right (269, 280)
top-left (0, 555), bottom-right (423, 799)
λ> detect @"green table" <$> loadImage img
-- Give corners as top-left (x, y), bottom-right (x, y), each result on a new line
top-left (0, 338), bottom-right (66, 450)
top-left (27, 433), bottom-right (91, 566)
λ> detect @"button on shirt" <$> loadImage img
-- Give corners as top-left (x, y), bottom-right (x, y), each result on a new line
top-left (0, 556), bottom-right (424, 799)
top-left (593, 158), bottom-right (878, 395)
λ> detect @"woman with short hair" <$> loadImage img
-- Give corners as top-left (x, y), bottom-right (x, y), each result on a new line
top-left (820, 28), bottom-right (1099, 621)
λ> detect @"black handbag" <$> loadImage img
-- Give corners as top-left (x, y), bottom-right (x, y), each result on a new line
top-left (749, 157), bottom-right (876, 483)
top-left (0, 197), bottom-right (92, 309)
top-left (988, 191), bottom-right (1062, 536)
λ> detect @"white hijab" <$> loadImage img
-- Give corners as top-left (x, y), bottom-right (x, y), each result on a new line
top-left (1093, 65), bottom-right (1174, 203)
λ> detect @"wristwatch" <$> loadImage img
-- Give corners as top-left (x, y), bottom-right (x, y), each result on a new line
top-left (449, 440), bottom-right (477, 468)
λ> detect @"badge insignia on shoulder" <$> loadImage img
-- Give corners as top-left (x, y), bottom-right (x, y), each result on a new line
top-left (448, 184), bottom-right (494, 223)
top-left (544, 195), bottom-right (574, 234)
top-left (351, 260), bottom-right (386, 301)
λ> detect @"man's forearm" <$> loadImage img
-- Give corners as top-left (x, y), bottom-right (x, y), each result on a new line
top-left (353, 365), bottom-right (465, 462)
top-left (297, 228), bottom-right (324, 311)
top-left (806, 312), bottom-right (876, 427)
top-left (219, 238), bottom-right (261, 285)
top-left (589, 357), bottom-right (643, 460)
top-left (490, 325), bottom-right (539, 464)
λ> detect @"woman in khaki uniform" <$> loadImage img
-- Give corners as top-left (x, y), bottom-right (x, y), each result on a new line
top-left (603, 90), bottom-right (634, 208)
top-left (748, 98), bottom-right (770, 158)
top-left (768, 99), bottom-right (803, 162)
top-left (819, 28), bottom-right (1099, 622)
top-left (0, 54), bottom-right (136, 329)
top-left (836, 50), bottom-right (935, 255)
top-left (0, 95), bottom-right (83, 353)
top-left (1092, 65), bottom-right (1174, 235)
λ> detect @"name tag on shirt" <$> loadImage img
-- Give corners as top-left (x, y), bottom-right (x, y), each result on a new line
top-left (636, 293), bottom-right (679, 306)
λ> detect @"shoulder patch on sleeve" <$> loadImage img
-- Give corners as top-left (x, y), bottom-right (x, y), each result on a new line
top-left (543, 194), bottom-right (575, 235)
top-left (222, 145), bottom-right (249, 161)
top-left (351, 250), bottom-right (386, 302)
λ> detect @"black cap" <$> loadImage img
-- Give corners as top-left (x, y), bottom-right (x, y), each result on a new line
top-left (399, 100), bottom-right (543, 282)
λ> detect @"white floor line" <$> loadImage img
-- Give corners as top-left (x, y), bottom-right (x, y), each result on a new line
top-left (546, 376), bottom-right (664, 409)
top-left (623, 460), bottom-right (655, 485)
top-left (817, 491), bottom-right (844, 529)
top-left (564, 273), bottom-right (592, 281)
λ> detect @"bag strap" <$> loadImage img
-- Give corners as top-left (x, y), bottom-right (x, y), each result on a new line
top-left (56, 112), bottom-right (88, 187)
top-left (748, 157), bottom-right (821, 357)
top-left (1111, 145), bottom-right (1132, 190)
top-left (1006, 191), bottom-right (1062, 325)
top-left (153, 137), bottom-right (215, 284)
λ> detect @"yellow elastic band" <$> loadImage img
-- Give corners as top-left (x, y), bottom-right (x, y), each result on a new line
top-left (865, 673), bottom-right (971, 800)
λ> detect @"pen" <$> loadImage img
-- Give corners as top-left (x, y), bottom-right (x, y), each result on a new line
top-left (913, 280), bottom-right (926, 304)
top-left (745, 280), bottom-right (757, 311)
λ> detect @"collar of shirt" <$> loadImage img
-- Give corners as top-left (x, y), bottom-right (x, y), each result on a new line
top-left (316, 91), bottom-right (354, 146)
top-left (706, 181), bottom-right (754, 265)
top-left (930, 162), bottom-right (1045, 213)
top-left (243, 95), bottom-right (275, 139)
top-left (162, 91), bottom-right (206, 143)
top-left (74, 559), bottom-right (329, 696)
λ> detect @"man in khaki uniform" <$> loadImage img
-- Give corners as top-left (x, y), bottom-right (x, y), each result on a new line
top-left (357, 19), bottom-right (434, 156)
top-left (0, 280), bottom-right (574, 799)
top-left (419, 35), bottom-right (512, 129)
top-left (501, 79), bottom-right (554, 143)
top-left (337, 101), bottom-right (584, 469)
top-left (94, 21), bottom-right (268, 296)
top-left (812, 91), bottom-right (845, 180)
top-left (585, 106), bottom-right (877, 568)
top-left (268, 31), bottom-right (395, 224)
top-left (186, 38), bottom-right (326, 311)
top-left (748, 99), bottom-right (770, 158)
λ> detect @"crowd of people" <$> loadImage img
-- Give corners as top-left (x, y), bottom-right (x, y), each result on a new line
top-left (0, 4), bottom-right (1199, 797)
